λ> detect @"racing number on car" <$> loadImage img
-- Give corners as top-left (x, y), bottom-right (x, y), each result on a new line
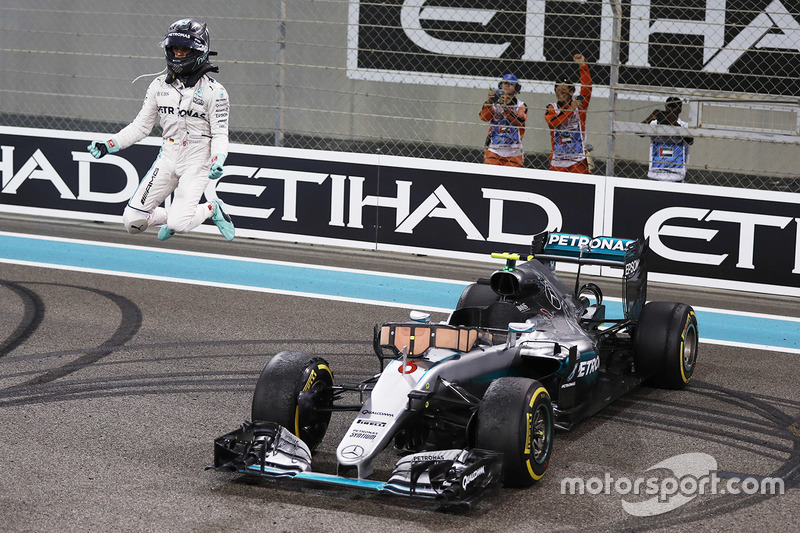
top-left (398, 361), bottom-right (418, 374)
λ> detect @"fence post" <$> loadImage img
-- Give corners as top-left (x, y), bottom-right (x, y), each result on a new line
top-left (606, 0), bottom-right (622, 177)
top-left (275, 0), bottom-right (286, 147)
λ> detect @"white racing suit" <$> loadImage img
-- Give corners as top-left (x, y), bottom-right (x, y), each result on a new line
top-left (116, 74), bottom-right (229, 234)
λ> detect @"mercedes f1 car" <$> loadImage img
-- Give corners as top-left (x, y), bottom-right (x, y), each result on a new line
top-left (212, 232), bottom-right (699, 508)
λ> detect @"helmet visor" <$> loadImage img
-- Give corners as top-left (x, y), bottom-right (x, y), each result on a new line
top-left (160, 32), bottom-right (207, 52)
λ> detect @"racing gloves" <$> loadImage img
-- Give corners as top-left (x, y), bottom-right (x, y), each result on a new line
top-left (88, 141), bottom-right (226, 180)
top-left (87, 138), bottom-right (119, 159)
top-left (209, 153), bottom-right (226, 179)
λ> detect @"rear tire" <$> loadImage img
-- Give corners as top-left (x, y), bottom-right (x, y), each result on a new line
top-left (251, 351), bottom-right (334, 451)
top-left (475, 377), bottom-right (553, 487)
top-left (634, 302), bottom-right (698, 389)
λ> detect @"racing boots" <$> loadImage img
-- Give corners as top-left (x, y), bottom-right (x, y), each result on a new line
top-left (211, 199), bottom-right (235, 241)
top-left (157, 225), bottom-right (175, 241)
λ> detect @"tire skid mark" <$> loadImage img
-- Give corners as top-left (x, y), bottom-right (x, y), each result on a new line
top-left (0, 323), bottom-right (373, 408)
top-left (0, 339), bottom-right (372, 365)
top-left (0, 352), bottom-right (372, 382)
top-left (691, 383), bottom-right (796, 427)
top-left (0, 388), bottom-right (253, 408)
top-left (0, 380), bottom-right (254, 407)
top-left (0, 282), bottom-right (142, 393)
top-left (0, 280), bottom-right (45, 358)
top-left (574, 380), bottom-right (800, 533)
top-left (748, 392), bottom-right (800, 411)
top-left (0, 349), bottom-right (373, 407)
top-left (2, 367), bottom-right (369, 389)
top-left (604, 396), bottom-right (789, 435)
top-left (0, 372), bottom-right (253, 399)
top-left (595, 410), bottom-right (793, 462)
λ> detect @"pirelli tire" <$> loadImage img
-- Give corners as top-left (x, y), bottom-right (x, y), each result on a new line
top-left (634, 302), bottom-right (699, 390)
top-left (475, 377), bottom-right (554, 488)
top-left (251, 351), bottom-right (334, 451)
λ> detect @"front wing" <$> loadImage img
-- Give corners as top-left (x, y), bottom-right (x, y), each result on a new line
top-left (212, 421), bottom-right (503, 507)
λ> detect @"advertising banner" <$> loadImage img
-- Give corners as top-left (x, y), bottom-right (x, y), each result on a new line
top-left (348, 0), bottom-right (800, 96)
top-left (2, 126), bottom-right (799, 295)
top-left (607, 180), bottom-right (800, 292)
top-left (368, 161), bottom-right (598, 255)
top-left (0, 130), bottom-right (157, 218)
top-left (0, 126), bottom-right (599, 257)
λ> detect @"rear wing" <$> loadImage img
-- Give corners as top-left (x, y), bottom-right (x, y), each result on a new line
top-left (530, 232), bottom-right (635, 266)
top-left (530, 232), bottom-right (648, 320)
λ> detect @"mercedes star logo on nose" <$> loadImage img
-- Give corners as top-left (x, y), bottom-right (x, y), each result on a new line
top-left (341, 445), bottom-right (364, 458)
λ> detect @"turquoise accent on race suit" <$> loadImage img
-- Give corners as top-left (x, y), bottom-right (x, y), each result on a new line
top-left (208, 153), bottom-right (226, 179)
top-left (86, 138), bottom-right (120, 158)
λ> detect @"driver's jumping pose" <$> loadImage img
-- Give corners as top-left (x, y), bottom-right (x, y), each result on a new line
top-left (88, 18), bottom-right (234, 241)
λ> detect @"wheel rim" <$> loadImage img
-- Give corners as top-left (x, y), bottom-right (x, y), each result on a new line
top-left (295, 365), bottom-right (334, 449)
top-left (298, 381), bottom-right (332, 432)
top-left (531, 404), bottom-right (551, 464)
top-left (683, 324), bottom-right (698, 372)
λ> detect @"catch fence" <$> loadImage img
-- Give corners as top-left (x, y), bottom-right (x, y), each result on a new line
top-left (1, 0), bottom-right (799, 190)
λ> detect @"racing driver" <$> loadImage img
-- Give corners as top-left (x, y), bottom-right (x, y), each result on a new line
top-left (87, 18), bottom-right (234, 241)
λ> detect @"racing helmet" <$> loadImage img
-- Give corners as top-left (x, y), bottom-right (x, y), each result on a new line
top-left (160, 19), bottom-right (211, 77)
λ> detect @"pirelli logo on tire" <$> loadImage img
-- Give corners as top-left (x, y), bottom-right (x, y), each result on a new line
top-left (524, 412), bottom-right (533, 455)
top-left (303, 369), bottom-right (318, 392)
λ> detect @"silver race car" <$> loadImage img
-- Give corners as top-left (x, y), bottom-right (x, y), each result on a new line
top-left (212, 232), bottom-right (699, 508)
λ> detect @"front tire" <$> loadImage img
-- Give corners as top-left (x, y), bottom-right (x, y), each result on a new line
top-left (634, 302), bottom-right (698, 389)
top-left (475, 377), bottom-right (553, 487)
top-left (251, 351), bottom-right (334, 451)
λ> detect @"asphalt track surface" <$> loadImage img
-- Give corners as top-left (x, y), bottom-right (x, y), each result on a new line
top-left (1, 214), bottom-right (799, 533)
